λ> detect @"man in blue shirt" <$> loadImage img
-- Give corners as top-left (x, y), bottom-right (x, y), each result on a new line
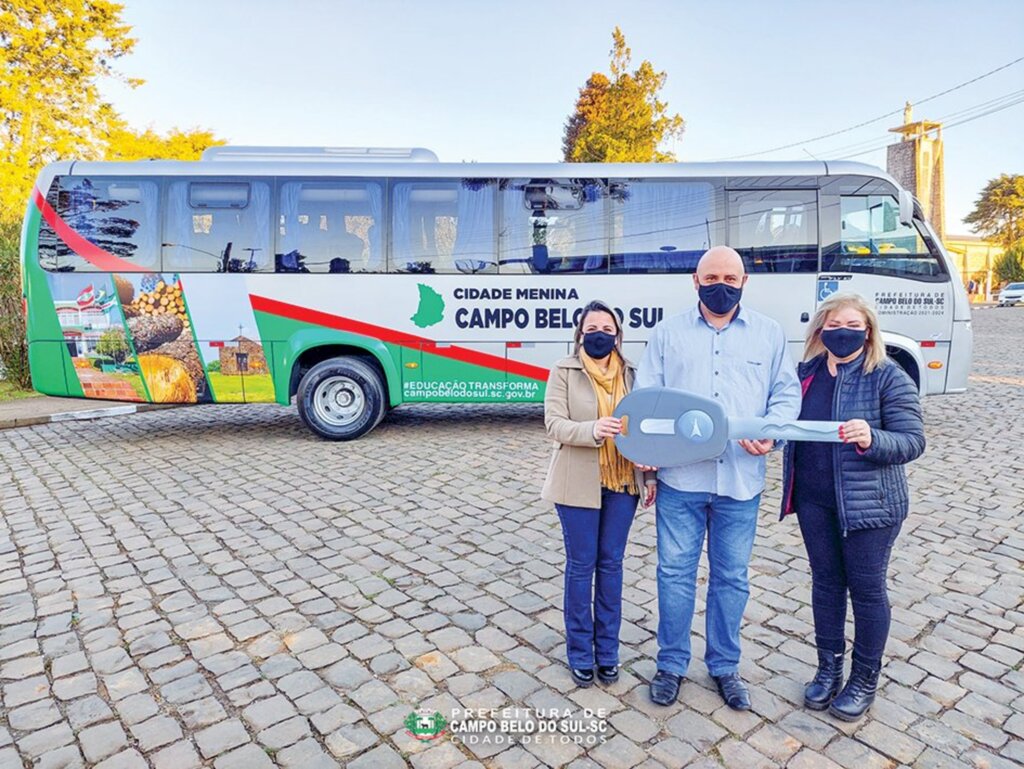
top-left (637, 246), bottom-right (801, 710)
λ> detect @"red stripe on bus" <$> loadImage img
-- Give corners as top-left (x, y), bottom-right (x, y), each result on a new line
top-left (33, 187), bottom-right (149, 273)
top-left (249, 294), bottom-right (550, 382)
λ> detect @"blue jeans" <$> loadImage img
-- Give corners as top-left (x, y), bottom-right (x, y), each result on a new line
top-left (555, 489), bottom-right (638, 669)
top-left (655, 483), bottom-right (760, 677)
top-left (796, 499), bottom-right (902, 666)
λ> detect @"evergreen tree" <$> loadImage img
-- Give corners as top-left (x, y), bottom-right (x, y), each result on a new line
top-left (965, 174), bottom-right (1024, 249)
top-left (562, 28), bottom-right (685, 163)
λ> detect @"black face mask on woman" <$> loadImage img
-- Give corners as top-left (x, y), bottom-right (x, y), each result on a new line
top-left (582, 330), bottom-right (617, 359)
top-left (821, 328), bottom-right (867, 358)
top-left (698, 282), bottom-right (742, 315)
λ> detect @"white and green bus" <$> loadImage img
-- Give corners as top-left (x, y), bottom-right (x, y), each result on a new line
top-left (22, 146), bottom-right (971, 439)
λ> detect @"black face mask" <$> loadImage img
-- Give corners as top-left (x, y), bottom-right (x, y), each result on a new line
top-left (582, 330), bottom-right (617, 359)
top-left (698, 282), bottom-right (742, 315)
top-left (821, 328), bottom-right (867, 358)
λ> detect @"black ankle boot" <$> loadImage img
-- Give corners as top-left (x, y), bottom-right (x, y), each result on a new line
top-left (804, 649), bottom-right (844, 711)
top-left (828, 656), bottom-right (880, 721)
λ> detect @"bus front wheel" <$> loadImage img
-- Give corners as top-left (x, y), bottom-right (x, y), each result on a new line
top-left (297, 357), bottom-right (387, 440)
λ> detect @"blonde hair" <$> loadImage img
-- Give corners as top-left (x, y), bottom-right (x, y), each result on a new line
top-left (804, 293), bottom-right (886, 373)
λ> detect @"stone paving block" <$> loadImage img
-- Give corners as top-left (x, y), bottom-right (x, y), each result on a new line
top-left (257, 715), bottom-right (311, 750)
top-left (102, 668), bottom-right (148, 701)
top-left (322, 658), bottom-right (372, 689)
top-left (242, 695), bottom-right (298, 731)
top-left (130, 715), bottom-right (183, 752)
top-left (93, 748), bottom-right (148, 769)
top-left (4, 674), bottom-right (50, 706)
top-left (194, 719), bottom-right (251, 759)
top-left (824, 736), bottom-right (898, 769)
top-left (213, 742), bottom-right (275, 769)
top-left (275, 737), bottom-right (340, 769)
top-left (411, 740), bottom-right (470, 769)
top-left (8, 698), bottom-right (63, 731)
top-left (33, 744), bottom-right (86, 769)
top-left (324, 722), bottom-right (378, 758)
top-left (52, 671), bottom-right (97, 701)
top-left (17, 722), bottom-right (76, 760)
top-left (348, 743), bottom-right (406, 769)
top-left (151, 739), bottom-right (203, 769)
top-left (79, 721), bottom-right (128, 764)
top-left (113, 691), bottom-right (160, 728)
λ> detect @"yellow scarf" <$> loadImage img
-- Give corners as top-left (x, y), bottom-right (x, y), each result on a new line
top-left (579, 349), bottom-right (638, 495)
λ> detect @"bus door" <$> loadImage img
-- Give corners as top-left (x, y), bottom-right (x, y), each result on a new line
top-left (818, 190), bottom-right (954, 393)
top-left (726, 186), bottom-right (821, 360)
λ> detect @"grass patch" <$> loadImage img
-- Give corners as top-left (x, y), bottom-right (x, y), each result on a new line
top-left (0, 381), bottom-right (39, 402)
top-left (207, 372), bottom-right (276, 402)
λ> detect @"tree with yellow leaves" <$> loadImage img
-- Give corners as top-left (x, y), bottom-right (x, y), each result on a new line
top-left (106, 125), bottom-right (226, 162)
top-left (0, 0), bottom-right (224, 223)
top-left (562, 28), bottom-right (685, 163)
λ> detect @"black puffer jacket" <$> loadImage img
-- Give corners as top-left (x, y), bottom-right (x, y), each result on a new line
top-left (781, 353), bottom-right (925, 532)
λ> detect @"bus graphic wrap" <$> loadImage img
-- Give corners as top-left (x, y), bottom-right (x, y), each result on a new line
top-left (21, 155), bottom-right (971, 439)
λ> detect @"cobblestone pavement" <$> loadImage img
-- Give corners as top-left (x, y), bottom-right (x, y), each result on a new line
top-left (1, 308), bottom-right (1022, 769)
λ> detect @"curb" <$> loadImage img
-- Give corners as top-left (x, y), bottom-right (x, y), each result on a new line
top-left (0, 403), bottom-right (174, 431)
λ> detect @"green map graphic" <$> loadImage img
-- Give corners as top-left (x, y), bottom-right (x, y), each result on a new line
top-left (410, 284), bottom-right (445, 328)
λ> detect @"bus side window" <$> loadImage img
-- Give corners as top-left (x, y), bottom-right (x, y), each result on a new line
top-left (728, 189), bottom-right (818, 273)
top-left (47, 177), bottom-right (161, 272)
top-left (499, 179), bottom-right (607, 274)
top-left (163, 181), bottom-right (272, 273)
top-left (609, 181), bottom-right (719, 273)
top-left (391, 180), bottom-right (496, 274)
top-left (823, 195), bottom-right (945, 279)
top-left (277, 182), bottom-right (384, 273)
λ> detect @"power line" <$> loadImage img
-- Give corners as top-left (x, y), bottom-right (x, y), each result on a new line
top-left (833, 93), bottom-right (1024, 160)
top-left (810, 88), bottom-right (1024, 158)
top-left (711, 55), bottom-right (1024, 161)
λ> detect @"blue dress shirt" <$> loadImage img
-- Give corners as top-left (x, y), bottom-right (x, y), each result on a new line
top-left (636, 304), bottom-right (801, 501)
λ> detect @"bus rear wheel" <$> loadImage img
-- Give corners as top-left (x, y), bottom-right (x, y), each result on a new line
top-left (297, 357), bottom-right (386, 440)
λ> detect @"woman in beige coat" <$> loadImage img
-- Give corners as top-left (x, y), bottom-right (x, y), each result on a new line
top-left (542, 299), bottom-right (656, 688)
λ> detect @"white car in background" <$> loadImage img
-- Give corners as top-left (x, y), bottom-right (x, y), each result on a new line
top-left (998, 282), bottom-right (1024, 306)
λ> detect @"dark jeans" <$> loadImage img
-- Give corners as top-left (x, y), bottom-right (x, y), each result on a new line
top-left (555, 489), bottom-right (638, 669)
top-left (796, 499), bottom-right (902, 666)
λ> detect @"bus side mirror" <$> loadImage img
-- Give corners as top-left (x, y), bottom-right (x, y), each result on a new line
top-left (898, 188), bottom-right (914, 227)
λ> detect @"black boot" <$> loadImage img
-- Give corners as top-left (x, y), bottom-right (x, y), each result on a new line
top-left (804, 649), bottom-right (844, 711)
top-left (828, 656), bottom-right (880, 721)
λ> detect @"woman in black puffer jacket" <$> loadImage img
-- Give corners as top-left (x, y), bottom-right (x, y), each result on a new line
top-left (781, 293), bottom-right (925, 722)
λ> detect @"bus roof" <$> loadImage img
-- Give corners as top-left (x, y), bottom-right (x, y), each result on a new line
top-left (59, 156), bottom-right (897, 184)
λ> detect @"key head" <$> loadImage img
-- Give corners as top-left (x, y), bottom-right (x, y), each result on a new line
top-left (613, 388), bottom-right (730, 467)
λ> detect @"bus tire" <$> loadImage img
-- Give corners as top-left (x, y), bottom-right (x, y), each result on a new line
top-left (297, 356), bottom-right (386, 440)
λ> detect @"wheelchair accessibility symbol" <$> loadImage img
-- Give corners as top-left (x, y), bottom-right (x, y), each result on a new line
top-left (818, 279), bottom-right (840, 302)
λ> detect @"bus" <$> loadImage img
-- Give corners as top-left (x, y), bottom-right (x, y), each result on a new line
top-left (21, 147), bottom-right (972, 439)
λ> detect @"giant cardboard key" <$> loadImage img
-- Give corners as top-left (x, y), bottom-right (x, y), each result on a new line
top-left (613, 387), bottom-right (844, 467)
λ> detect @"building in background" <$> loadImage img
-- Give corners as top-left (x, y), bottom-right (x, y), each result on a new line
top-left (886, 103), bottom-right (1004, 300)
top-left (943, 235), bottom-right (1004, 301)
top-left (887, 102), bottom-right (945, 242)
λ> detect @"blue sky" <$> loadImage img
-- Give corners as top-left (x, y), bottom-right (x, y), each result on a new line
top-left (100, 0), bottom-right (1024, 232)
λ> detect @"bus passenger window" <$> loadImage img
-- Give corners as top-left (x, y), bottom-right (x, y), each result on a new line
top-left (499, 179), bottom-right (607, 274)
top-left (44, 178), bottom-right (161, 272)
top-left (609, 181), bottom-right (720, 273)
top-left (163, 181), bottom-right (272, 273)
top-left (391, 180), bottom-right (496, 274)
top-left (823, 196), bottom-right (944, 279)
top-left (277, 182), bottom-right (383, 273)
top-left (728, 189), bottom-right (818, 273)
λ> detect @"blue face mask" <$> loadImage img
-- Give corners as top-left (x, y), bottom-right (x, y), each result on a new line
top-left (698, 282), bottom-right (742, 315)
top-left (582, 330), bottom-right (617, 359)
top-left (821, 328), bottom-right (867, 358)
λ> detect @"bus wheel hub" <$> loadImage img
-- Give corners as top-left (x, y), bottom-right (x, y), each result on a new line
top-left (314, 376), bottom-right (365, 426)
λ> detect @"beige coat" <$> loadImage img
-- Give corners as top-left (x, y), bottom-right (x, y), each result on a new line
top-left (541, 354), bottom-right (648, 509)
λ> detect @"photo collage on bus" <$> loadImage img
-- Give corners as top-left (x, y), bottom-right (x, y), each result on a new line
top-left (46, 271), bottom-right (275, 405)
